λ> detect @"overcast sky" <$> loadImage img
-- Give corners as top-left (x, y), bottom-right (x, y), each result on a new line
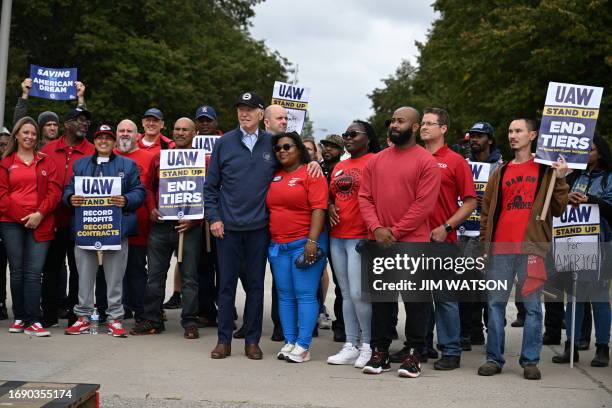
top-left (250, 0), bottom-right (437, 139)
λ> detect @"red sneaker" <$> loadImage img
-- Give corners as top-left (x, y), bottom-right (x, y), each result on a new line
top-left (107, 320), bottom-right (127, 338)
top-left (65, 316), bottom-right (91, 335)
top-left (24, 322), bottom-right (50, 337)
top-left (9, 320), bottom-right (25, 333)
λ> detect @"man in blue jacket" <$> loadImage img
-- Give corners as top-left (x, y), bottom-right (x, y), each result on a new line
top-left (63, 124), bottom-right (145, 337)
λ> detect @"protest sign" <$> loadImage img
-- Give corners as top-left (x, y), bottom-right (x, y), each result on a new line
top-left (553, 204), bottom-right (600, 273)
top-left (271, 81), bottom-right (310, 133)
top-left (535, 82), bottom-right (604, 170)
top-left (158, 149), bottom-right (205, 220)
top-left (29, 65), bottom-right (77, 100)
top-left (457, 161), bottom-right (491, 237)
top-left (193, 135), bottom-right (221, 155)
top-left (74, 177), bottom-right (122, 250)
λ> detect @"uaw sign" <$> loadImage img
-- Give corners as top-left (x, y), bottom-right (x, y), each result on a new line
top-left (29, 65), bottom-right (77, 100)
top-left (457, 161), bottom-right (491, 237)
top-left (158, 149), bottom-right (205, 220)
top-left (553, 204), bottom-right (601, 274)
top-left (535, 82), bottom-right (604, 170)
top-left (271, 81), bottom-right (311, 133)
top-left (74, 177), bottom-right (122, 250)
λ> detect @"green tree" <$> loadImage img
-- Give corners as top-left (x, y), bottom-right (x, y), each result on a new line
top-left (4, 0), bottom-right (288, 133)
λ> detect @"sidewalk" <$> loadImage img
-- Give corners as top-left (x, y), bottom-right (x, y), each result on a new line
top-left (1, 269), bottom-right (610, 408)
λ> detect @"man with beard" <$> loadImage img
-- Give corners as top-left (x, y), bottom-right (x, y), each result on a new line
top-left (114, 119), bottom-right (156, 321)
top-left (41, 108), bottom-right (95, 326)
top-left (359, 106), bottom-right (441, 378)
top-left (138, 108), bottom-right (175, 152)
top-left (131, 118), bottom-right (202, 339)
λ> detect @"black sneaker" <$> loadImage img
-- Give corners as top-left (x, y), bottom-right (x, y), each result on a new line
top-left (434, 355), bottom-right (461, 370)
top-left (397, 349), bottom-right (422, 378)
top-left (477, 361), bottom-right (502, 376)
top-left (332, 326), bottom-right (346, 343)
top-left (510, 317), bottom-right (524, 327)
top-left (0, 303), bottom-right (8, 320)
top-left (390, 346), bottom-right (410, 363)
top-left (163, 292), bottom-right (182, 309)
top-left (362, 351), bottom-right (391, 374)
top-left (129, 320), bottom-right (163, 335)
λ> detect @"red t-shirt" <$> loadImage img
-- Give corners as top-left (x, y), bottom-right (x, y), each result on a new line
top-left (3, 156), bottom-right (38, 220)
top-left (266, 165), bottom-right (328, 243)
top-left (330, 153), bottom-right (374, 239)
top-left (137, 133), bottom-right (176, 153)
top-left (429, 145), bottom-right (477, 243)
top-left (494, 159), bottom-right (539, 252)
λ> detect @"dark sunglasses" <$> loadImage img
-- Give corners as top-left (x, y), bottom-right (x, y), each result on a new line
top-left (274, 143), bottom-right (296, 152)
top-left (342, 130), bottom-right (366, 140)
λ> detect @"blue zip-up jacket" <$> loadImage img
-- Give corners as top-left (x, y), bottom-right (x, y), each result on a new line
top-left (63, 152), bottom-right (145, 238)
top-left (204, 127), bottom-right (277, 231)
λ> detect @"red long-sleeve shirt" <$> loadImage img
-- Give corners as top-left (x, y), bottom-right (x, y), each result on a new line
top-left (358, 145), bottom-right (441, 242)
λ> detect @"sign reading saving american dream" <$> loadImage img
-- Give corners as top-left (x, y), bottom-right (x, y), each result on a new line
top-left (553, 204), bottom-right (601, 273)
top-left (535, 82), bottom-right (604, 170)
top-left (271, 81), bottom-right (311, 133)
top-left (159, 149), bottom-right (205, 220)
top-left (29, 65), bottom-right (77, 100)
top-left (457, 161), bottom-right (491, 237)
top-left (74, 177), bottom-right (122, 250)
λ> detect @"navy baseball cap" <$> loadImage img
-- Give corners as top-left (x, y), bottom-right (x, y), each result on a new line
top-left (93, 124), bottom-right (116, 140)
top-left (234, 92), bottom-right (265, 109)
top-left (469, 122), bottom-right (495, 136)
top-left (195, 105), bottom-right (217, 121)
top-left (64, 107), bottom-right (92, 122)
top-left (143, 108), bottom-right (164, 120)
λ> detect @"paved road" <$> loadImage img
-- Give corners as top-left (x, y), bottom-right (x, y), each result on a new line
top-left (1, 269), bottom-right (610, 408)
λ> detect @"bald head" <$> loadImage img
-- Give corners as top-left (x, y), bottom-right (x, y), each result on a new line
top-left (116, 119), bottom-right (139, 153)
top-left (394, 107), bottom-right (420, 123)
top-left (173, 117), bottom-right (196, 148)
top-left (264, 104), bottom-right (288, 135)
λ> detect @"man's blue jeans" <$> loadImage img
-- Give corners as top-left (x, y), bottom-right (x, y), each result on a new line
top-left (486, 254), bottom-right (543, 367)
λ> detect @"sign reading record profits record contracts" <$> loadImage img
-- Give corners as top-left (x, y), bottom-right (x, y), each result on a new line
top-left (29, 64), bottom-right (77, 100)
top-left (159, 149), bottom-right (205, 220)
top-left (74, 177), bottom-right (122, 250)
top-left (535, 82), bottom-right (604, 169)
top-left (272, 81), bottom-right (310, 133)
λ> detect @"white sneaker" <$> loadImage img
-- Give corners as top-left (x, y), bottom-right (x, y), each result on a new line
top-left (327, 343), bottom-right (359, 365)
top-left (277, 343), bottom-right (295, 360)
top-left (354, 344), bottom-right (372, 368)
top-left (318, 312), bottom-right (332, 330)
top-left (286, 344), bottom-right (311, 363)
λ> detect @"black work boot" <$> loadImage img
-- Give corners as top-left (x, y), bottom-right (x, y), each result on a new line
top-left (591, 344), bottom-right (609, 367)
top-left (552, 341), bottom-right (579, 364)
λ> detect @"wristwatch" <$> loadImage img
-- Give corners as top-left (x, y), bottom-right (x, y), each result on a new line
top-left (444, 223), bottom-right (453, 233)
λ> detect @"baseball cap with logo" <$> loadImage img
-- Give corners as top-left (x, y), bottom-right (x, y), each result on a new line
top-left (64, 107), bottom-right (92, 122)
top-left (93, 124), bottom-right (116, 140)
top-left (320, 134), bottom-right (344, 149)
top-left (468, 122), bottom-right (495, 136)
top-left (143, 108), bottom-right (164, 120)
top-left (234, 92), bottom-right (265, 109)
top-left (0, 126), bottom-right (10, 136)
top-left (195, 105), bottom-right (218, 121)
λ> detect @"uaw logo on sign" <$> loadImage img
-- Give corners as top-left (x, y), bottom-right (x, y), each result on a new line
top-left (457, 161), bottom-right (490, 237)
top-left (271, 81), bottom-right (311, 134)
top-left (553, 204), bottom-right (601, 275)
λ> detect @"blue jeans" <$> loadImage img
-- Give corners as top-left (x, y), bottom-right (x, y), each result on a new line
top-left (269, 237), bottom-right (326, 349)
top-left (330, 237), bottom-right (371, 345)
top-left (564, 281), bottom-right (611, 345)
top-left (486, 254), bottom-right (542, 367)
top-left (1, 222), bottom-right (51, 325)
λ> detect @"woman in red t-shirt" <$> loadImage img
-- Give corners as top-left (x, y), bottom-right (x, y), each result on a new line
top-left (266, 132), bottom-right (328, 363)
top-left (327, 120), bottom-right (380, 368)
top-left (0, 117), bottom-right (62, 337)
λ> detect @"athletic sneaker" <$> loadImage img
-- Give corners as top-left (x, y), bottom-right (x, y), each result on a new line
top-left (318, 312), bottom-right (332, 330)
top-left (398, 349), bottom-right (422, 378)
top-left (24, 322), bottom-right (50, 337)
top-left (327, 343), bottom-right (359, 365)
top-left (286, 345), bottom-right (311, 363)
top-left (107, 320), bottom-right (127, 337)
top-left (9, 320), bottom-right (25, 333)
top-left (362, 351), bottom-right (391, 374)
top-left (277, 343), bottom-right (295, 360)
top-left (354, 344), bottom-right (373, 369)
top-left (65, 316), bottom-right (91, 335)
top-left (129, 319), bottom-right (163, 335)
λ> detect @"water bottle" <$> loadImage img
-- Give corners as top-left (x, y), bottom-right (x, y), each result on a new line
top-left (90, 308), bottom-right (99, 335)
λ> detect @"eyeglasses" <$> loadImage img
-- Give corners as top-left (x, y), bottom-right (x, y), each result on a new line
top-left (342, 130), bottom-right (366, 140)
top-left (274, 143), bottom-right (296, 152)
top-left (420, 122), bottom-right (441, 127)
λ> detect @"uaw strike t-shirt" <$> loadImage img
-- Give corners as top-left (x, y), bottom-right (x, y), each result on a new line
top-left (330, 153), bottom-right (374, 239)
top-left (266, 165), bottom-right (329, 243)
top-left (493, 158), bottom-right (539, 252)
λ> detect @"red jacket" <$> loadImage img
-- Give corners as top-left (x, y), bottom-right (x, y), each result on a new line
top-left (137, 133), bottom-right (176, 152)
top-left (41, 136), bottom-right (95, 228)
top-left (0, 152), bottom-right (63, 241)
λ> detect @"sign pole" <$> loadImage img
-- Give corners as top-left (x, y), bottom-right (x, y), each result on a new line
top-left (178, 232), bottom-right (184, 263)
top-left (97, 251), bottom-right (103, 266)
top-left (537, 169), bottom-right (557, 221)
